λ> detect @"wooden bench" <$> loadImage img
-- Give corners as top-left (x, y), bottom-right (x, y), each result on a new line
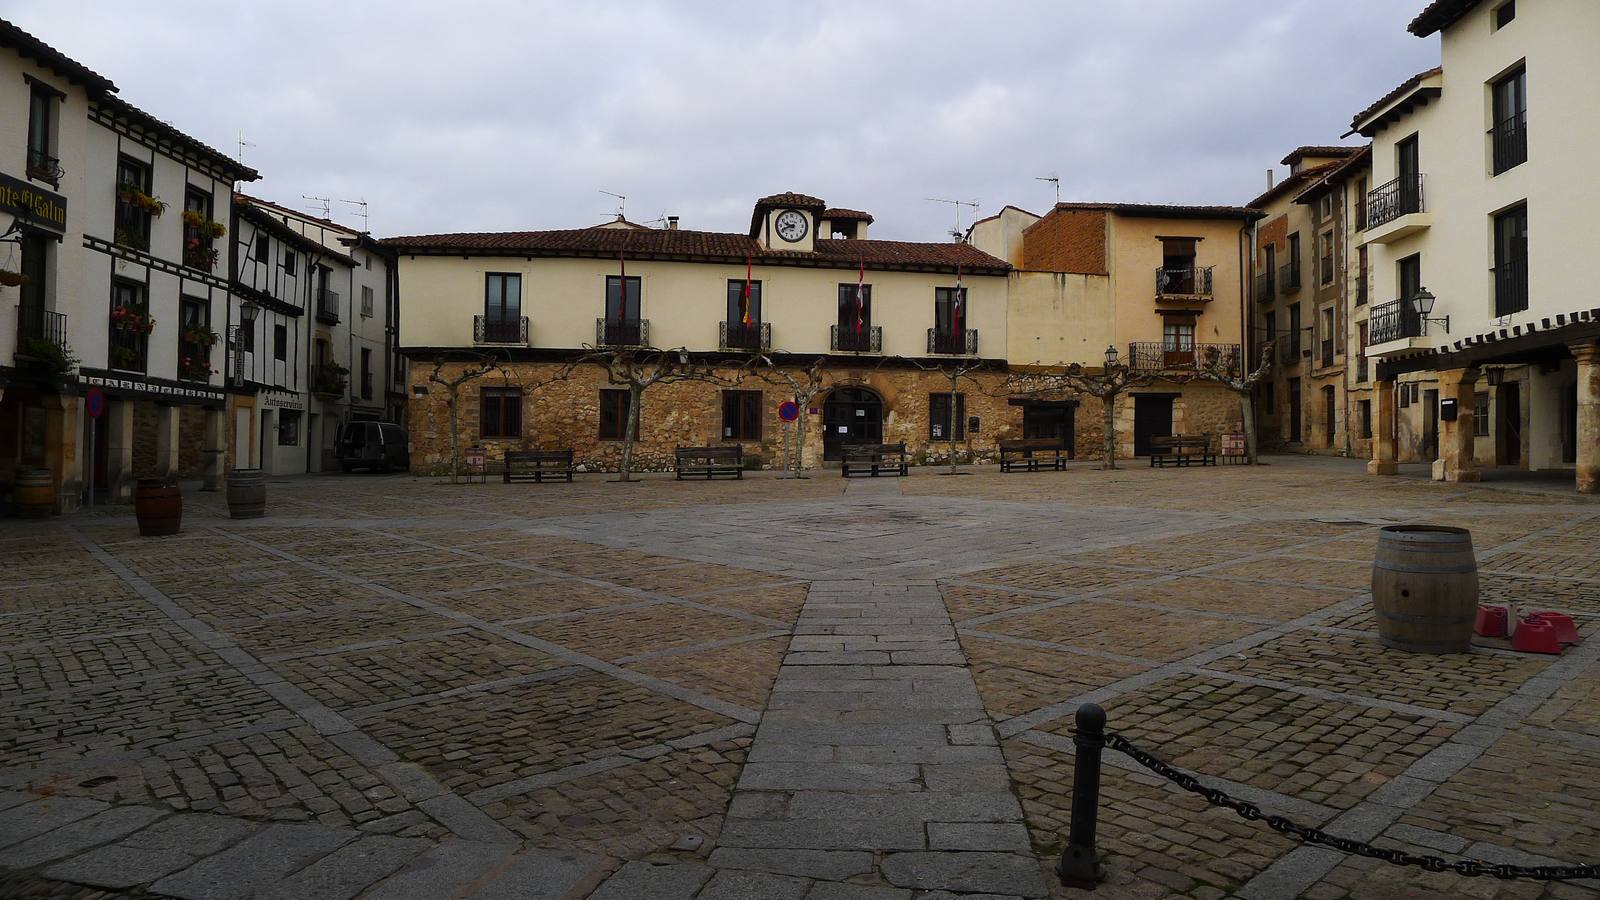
top-left (998, 439), bottom-right (1071, 473)
top-left (503, 449), bottom-right (575, 483)
top-left (675, 445), bottom-right (744, 479)
top-left (841, 443), bottom-right (908, 478)
top-left (1150, 434), bottom-right (1215, 468)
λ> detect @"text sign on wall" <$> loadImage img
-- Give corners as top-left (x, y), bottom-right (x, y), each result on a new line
top-left (0, 171), bottom-right (67, 234)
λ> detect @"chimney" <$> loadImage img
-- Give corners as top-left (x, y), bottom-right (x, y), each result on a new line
top-left (1266, 169), bottom-right (1275, 190)
top-left (667, 216), bottom-right (679, 231)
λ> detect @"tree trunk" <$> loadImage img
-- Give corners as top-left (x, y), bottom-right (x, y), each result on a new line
top-left (1239, 390), bottom-right (1259, 465)
top-left (1101, 392), bottom-right (1118, 469)
top-left (618, 383), bottom-right (641, 481)
top-left (448, 384), bottom-right (461, 483)
top-left (790, 393), bottom-right (807, 477)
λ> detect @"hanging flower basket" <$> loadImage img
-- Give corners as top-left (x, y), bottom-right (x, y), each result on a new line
top-left (0, 269), bottom-right (28, 287)
top-left (111, 304), bottom-right (156, 334)
top-left (180, 326), bottom-right (219, 348)
top-left (118, 187), bottom-right (168, 217)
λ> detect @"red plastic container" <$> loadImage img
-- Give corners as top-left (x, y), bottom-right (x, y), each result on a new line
top-left (1511, 618), bottom-right (1562, 654)
top-left (1526, 612), bottom-right (1581, 645)
top-left (1474, 605), bottom-right (1508, 638)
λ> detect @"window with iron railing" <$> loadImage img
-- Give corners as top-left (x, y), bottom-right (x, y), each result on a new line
top-left (1490, 66), bottom-right (1527, 175)
top-left (1366, 173), bottom-right (1424, 228)
top-left (1493, 205), bottom-right (1528, 316)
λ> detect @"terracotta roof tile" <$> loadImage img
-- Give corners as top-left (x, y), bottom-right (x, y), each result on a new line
top-left (1292, 145), bottom-right (1373, 205)
top-left (1349, 66), bottom-right (1443, 133)
top-left (239, 199), bottom-right (355, 266)
top-left (1050, 201), bottom-right (1264, 221)
top-left (0, 18), bottom-right (116, 93)
top-left (380, 226), bottom-right (1007, 273)
top-left (755, 192), bottom-right (826, 209)
top-left (1410, 0), bottom-right (1483, 35)
top-left (1279, 145), bottom-right (1365, 167)
top-left (94, 95), bottom-right (258, 181)
top-left (1245, 162), bottom-right (1340, 210)
top-left (822, 208), bottom-right (874, 223)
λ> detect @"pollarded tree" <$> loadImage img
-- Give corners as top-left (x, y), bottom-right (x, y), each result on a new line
top-left (1005, 352), bottom-right (1156, 469)
top-left (575, 344), bottom-right (727, 481)
top-left (743, 354), bottom-right (830, 478)
top-left (426, 351), bottom-right (505, 483)
top-left (904, 355), bottom-right (993, 475)
top-left (1190, 341), bottom-right (1274, 465)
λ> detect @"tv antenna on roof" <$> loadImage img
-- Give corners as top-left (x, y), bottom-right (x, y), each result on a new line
top-left (1036, 175), bottom-right (1060, 205)
top-left (302, 195), bottom-right (331, 218)
top-left (599, 190), bottom-right (627, 222)
top-left (236, 131), bottom-right (256, 165)
top-left (927, 197), bottom-right (980, 241)
top-left (336, 198), bottom-right (369, 233)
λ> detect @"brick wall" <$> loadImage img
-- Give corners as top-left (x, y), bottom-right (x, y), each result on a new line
top-left (1020, 210), bottom-right (1108, 275)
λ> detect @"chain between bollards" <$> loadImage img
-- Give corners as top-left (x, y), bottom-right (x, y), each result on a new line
top-left (1056, 702), bottom-right (1107, 887)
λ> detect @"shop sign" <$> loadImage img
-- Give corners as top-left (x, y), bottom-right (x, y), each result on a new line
top-left (0, 171), bottom-right (67, 234)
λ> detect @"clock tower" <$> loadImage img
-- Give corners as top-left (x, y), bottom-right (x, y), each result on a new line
top-left (750, 192), bottom-right (826, 253)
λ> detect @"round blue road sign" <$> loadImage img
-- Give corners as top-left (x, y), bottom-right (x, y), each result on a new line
top-left (778, 400), bottom-right (800, 422)
top-left (85, 387), bottom-right (106, 419)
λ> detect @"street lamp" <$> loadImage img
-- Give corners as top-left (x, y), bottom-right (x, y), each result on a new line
top-left (1104, 345), bottom-right (1120, 368)
top-left (1411, 287), bottom-right (1449, 335)
top-left (234, 300), bottom-right (260, 387)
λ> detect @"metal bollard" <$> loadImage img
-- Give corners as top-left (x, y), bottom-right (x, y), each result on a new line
top-left (1057, 702), bottom-right (1108, 887)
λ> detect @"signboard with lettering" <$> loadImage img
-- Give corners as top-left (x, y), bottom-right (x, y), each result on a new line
top-left (1222, 432), bottom-right (1246, 458)
top-left (0, 171), bottom-right (67, 234)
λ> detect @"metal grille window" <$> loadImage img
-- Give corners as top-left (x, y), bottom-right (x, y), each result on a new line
top-left (836, 283), bottom-right (873, 350)
top-left (605, 276), bottom-right (642, 321)
top-left (114, 156), bottom-right (151, 249)
top-left (1491, 66), bottom-right (1527, 174)
top-left (598, 389), bottom-right (635, 440)
top-left (721, 390), bottom-right (762, 440)
top-left (1319, 229), bottom-right (1335, 285)
top-left (1493, 205), bottom-right (1528, 316)
top-left (929, 393), bottom-right (966, 441)
top-left (1474, 393), bottom-right (1490, 437)
top-left (480, 387), bottom-right (522, 439)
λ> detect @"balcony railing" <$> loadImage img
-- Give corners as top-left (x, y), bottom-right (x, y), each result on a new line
top-left (1255, 271), bottom-right (1275, 303)
top-left (15, 306), bottom-right (67, 363)
top-left (315, 289), bottom-right (341, 325)
top-left (1365, 174), bottom-right (1425, 229)
top-left (475, 314), bottom-right (529, 344)
top-left (109, 323), bottom-right (148, 373)
top-left (1357, 354), bottom-right (1369, 383)
top-left (1320, 339), bottom-right (1335, 368)
top-left (719, 321), bottom-right (771, 352)
top-left (1368, 298), bottom-right (1424, 345)
top-left (1155, 266), bottom-right (1214, 297)
top-left (312, 363), bottom-right (348, 398)
top-left (1493, 260), bottom-right (1528, 317)
top-left (927, 327), bottom-right (978, 355)
top-left (597, 318), bottom-right (649, 347)
top-left (1280, 339), bottom-right (1302, 365)
top-left (26, 147), bottom-right (62, 187)
top-left (1127, 342), bottom-right (1241, 373)
top-left (831, 324), bottom-right (882, 353)
top-left (1279, 263), bottom-right (1301, 294)
top-left (1490, 111), bottom-right (1527, 175)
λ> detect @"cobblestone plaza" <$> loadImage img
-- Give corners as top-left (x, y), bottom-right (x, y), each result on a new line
top-left (2, 459), bottom-right (1597, 899)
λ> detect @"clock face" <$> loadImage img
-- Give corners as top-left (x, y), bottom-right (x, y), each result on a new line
top-left (774, 209), bottom-right (808, 242)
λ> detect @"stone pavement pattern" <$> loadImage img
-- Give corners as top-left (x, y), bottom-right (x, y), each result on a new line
top-left (0, 458), bottom-right (1597, 898)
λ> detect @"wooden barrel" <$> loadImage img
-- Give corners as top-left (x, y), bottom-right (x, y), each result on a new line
top-left (226, 469), bottom-right (267, 519)
top-left (1372, 525), bottom-right (1478, 653)
top-left (14, 466), bottom-right (55, 518)
top-left (134, 479), bottom-right (182, 536)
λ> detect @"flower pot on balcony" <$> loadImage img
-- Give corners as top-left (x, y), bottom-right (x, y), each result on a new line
top-left (14, 466), bottom-right (55, 518)
top-left (134, 479), bottom-right (182, 536)
top-left (226, 469), bottom-right (266, 519)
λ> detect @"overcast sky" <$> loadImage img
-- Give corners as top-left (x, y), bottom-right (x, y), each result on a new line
top-left (11, 1), bottom-right (1438, 241)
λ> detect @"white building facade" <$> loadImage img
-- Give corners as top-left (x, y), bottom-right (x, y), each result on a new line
top-left (1355, 0), bottom-right (1600, 491)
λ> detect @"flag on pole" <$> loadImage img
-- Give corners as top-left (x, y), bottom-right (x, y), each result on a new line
top-left (854, 261), bottom-right (865, 335)
top-left (953, 264), bottom-right (964, 333)
top-left (741, 255), bottom-right (753, 326)
top-left (617, 252), bottom-right (627, 322)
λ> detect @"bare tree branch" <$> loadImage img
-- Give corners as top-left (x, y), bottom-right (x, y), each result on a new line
top-left (571, 345), bottom-right (729, 481)
top-left (1003, 360), bottom-right (1156, 469)
top-left (1189, 342), bottom-right (1274, 465)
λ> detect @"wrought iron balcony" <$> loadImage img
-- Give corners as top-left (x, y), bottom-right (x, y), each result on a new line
top-left (1279, 263), bottom-right (1301, 294)
top-left (1493, 260), bottom-right (1528, 317)
top-left (1367, 298), bottom-right (1424, 345)
top-left (1280, 339), bottom-right (1302, 365)
top-left (1155, 266), bottom-right (1214, 298)
top-left (597, 318), bottom-right (649, 347)
top-left (26, 148), bottom-right (62, 187)
top-left (927, 327), bottom-right (978, 355)
top-left (831, 324), bottom-right (882, 353)
top-left (1127, 341), bottom-right (1241, 373)
top-left (312, 363), bottom-right (348, 398)
top-left (14, 306), bottom-right (68, 365)
top-left (1490, 111), bottom-right (1527, 175)
top-left (1255, 271), bottom-right (1275, 303)
top-left (1320, 338), bottom-right (1336, 368)
top-left (315, 289), bottom-right (341, 325)
top-left (475, 315), bottom-right (528, 344)
top-left (1365, 174), bottom-right (1425, 229)
top-left (108, 322), bottom-right (148, 373)
top-left (719, 321), bottom-right (771, 352)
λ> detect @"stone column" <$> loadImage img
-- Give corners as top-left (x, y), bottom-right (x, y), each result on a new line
top-left (1437, 367), bottom-right (1480, 483)
top-left (1367, 380), bottom-right (1398, 475)
top-left (43, 392), bottom-right (82, 513)
top-left (155, 404), bottom-right (180, 482)
top-left (1572, 342), bottom-right (1600, 494)
top-left (105, 399), bottom-right (137, 502)
top-left (201, 407), bottom-right (226, 491)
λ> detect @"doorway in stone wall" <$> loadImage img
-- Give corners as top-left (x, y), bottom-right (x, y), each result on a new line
top-left (822, 387), bottom-right (883, 461)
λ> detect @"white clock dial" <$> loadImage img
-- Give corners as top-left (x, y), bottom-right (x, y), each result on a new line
top-left (775, 209), bottom-right (808, 242)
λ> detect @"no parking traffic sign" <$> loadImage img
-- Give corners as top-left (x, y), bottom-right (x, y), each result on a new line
top-left (778, 400), bottom-right (800, 423)
top-left (85, 387), bottom-right (106, 418)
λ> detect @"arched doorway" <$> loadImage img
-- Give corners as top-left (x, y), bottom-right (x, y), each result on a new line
top-left (823, 386), bottom-right (883, 460)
